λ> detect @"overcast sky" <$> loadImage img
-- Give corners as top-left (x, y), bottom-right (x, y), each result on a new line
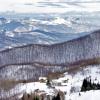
top-left (0, 0), bottom-right (100, 13)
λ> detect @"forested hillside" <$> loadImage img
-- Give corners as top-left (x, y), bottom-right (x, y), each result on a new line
top-left (0, 30), bottom-right (100, 68)
top-left (0, 30), bottom-right (100, 80)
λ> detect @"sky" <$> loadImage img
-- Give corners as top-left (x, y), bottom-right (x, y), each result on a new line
top-left (0, 0), bottom-right (100, 13)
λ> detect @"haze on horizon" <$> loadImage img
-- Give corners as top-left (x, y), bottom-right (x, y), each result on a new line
top-left (0, 0), bottom-right (100, 13)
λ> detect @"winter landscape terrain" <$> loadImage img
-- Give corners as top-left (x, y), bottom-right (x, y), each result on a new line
top-left (0, 12), bottom-right (100, 49)
top-left (0, 0), bottom-right (100, 100)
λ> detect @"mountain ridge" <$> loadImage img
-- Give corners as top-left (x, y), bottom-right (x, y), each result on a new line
top-left (0, 29), bottom-right (95, 52)
top-left (0, 29), bottom-right (100, 68)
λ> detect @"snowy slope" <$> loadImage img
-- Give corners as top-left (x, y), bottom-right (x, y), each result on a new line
top-left (69, 90), bottom-right (100, 100)
top-left (5, 64), bottom-right (100, 100)
top-left (21, 65), bottom-right (100, 100)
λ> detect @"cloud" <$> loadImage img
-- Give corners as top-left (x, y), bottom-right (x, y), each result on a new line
top-left (0, 0), bottom-right (100, 13)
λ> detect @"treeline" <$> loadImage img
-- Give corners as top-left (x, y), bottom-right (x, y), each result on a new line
top-left (81, 78), bottom-right (100, 92)
top-left (0, 64), bottom-right (66, 80)
top-left (21, 92), bottom-right (62, 100)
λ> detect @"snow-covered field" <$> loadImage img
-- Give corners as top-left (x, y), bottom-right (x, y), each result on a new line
top-left (0, 64), bottom-right (100, 100)
top-left (13, 65), bottom-right (100, 100)
top-left (69, 90), bottom-right (100, 100)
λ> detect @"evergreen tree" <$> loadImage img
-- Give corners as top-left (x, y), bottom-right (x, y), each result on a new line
top-left (87, 80), bottom-right (91, 91)
top-left (52, 93), bottom-right (60, 100)
top-left (81, 78), bottom-right (87, 91)
top-left (56, 93), bottom-right (60, 100)
top-left (81, 78), bottom-right (100, 92)
top-left (97, 82), bottom-right (100, 89)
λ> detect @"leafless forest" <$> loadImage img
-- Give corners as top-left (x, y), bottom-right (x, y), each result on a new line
top-left (0, 30), bottom-right (100, 80)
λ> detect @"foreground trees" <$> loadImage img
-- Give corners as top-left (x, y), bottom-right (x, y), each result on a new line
top-left (52, 93), bottom-right (61, 100)
top-left (81, 78), bottom-right (100, 92)
top-left (21, 93), bottom-right (39, 100)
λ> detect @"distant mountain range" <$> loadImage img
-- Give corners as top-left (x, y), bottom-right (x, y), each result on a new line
top-left (0, 14), bottom-right (100, 49)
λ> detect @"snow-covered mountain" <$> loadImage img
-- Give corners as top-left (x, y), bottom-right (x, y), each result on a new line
top-left (0, 12), bottom-right (100, 48)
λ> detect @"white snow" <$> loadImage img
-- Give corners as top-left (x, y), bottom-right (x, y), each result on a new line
top-left (5, 31), bottom-right (15, 37)
top-left (17, 65), bottom-right (100, 100)
top-left (20, 82), bottom-right (55, 96)
top-left (69, 90), bottom-right (100, 100)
